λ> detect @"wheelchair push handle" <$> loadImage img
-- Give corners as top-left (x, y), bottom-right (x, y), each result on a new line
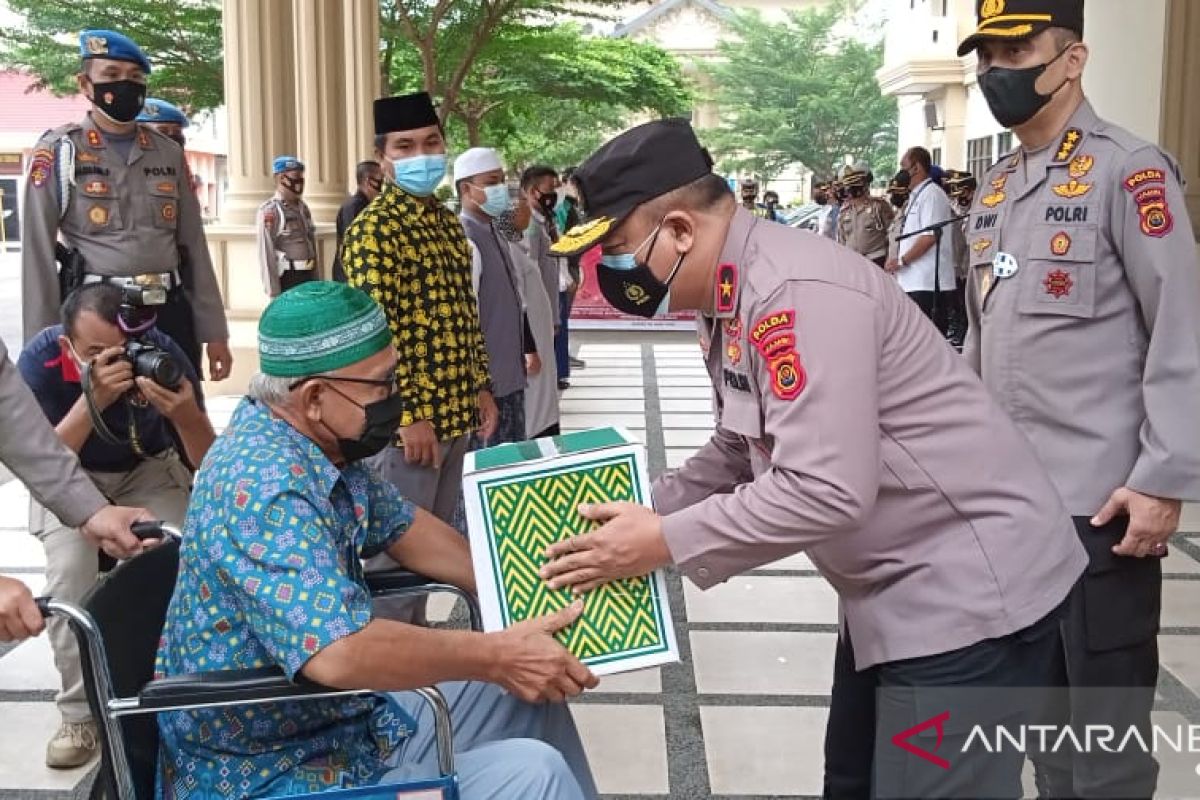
top-left (132, 520), bottom-right (180, 540)
top-left (36, 596), bottom-right (52, 618)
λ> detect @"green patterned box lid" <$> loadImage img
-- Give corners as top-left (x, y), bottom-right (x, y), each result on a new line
top-left (469, 427), bottom-right (636, 473)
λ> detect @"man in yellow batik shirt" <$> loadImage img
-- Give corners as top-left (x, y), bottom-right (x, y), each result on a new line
top-left (341, 91), bottom-right (499, 557)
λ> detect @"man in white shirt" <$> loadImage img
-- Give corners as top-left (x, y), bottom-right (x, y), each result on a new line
top-left (885, 147), bottom-right (957, 334)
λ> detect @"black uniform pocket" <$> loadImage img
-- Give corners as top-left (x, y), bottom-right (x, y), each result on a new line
top-left (1078, 517), bottom-right (1162, 653)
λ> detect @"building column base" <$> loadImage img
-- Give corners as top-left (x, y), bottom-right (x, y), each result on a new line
top-left (205, 223), bottom-right (338, 320)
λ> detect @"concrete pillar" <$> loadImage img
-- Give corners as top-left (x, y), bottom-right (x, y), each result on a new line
top-left (292, 0), bottom-right (350, 225)
top-left (1162, 0), bottom-right (1200, 229)
top-left (208, 0), bottom-right (381, 323)
top-left (218, 0), bottom-right (297, 227)
top-left (343, 0), bottom-right (382, 182)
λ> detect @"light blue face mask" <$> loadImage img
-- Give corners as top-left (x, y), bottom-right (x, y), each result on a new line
top-left (478, 184), bottom-right (513, 218)
top-left (392, 154), bottom-right (446, 197)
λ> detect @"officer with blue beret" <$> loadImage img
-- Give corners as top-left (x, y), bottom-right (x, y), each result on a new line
top-left (20, 29), bottom-right (231, 381)
top-left (137, 98), bottom-right (190, 148)
top-left (257, 156), bottom-right (319, 296)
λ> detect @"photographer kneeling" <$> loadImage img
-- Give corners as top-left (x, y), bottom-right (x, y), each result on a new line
top-left (16, 283), bottom-right (213, 768)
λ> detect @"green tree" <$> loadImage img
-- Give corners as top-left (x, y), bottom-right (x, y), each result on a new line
top-left (705, 2), bottom-right (895, 184)
top-left (0, 0), bottom-right (223, 113)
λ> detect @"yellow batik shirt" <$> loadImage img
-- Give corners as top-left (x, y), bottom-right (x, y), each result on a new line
top-left (341, 184), bottom-right (490, 442)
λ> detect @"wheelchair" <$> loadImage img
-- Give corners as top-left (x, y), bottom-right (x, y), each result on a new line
top-left (37, 521), bottom-right (483, 800)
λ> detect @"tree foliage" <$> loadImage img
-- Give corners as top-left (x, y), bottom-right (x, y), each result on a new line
top-left (0, 0), bottom-right (223, 113)
top-left (705, 2), bottom-right (895, 183)
top-left (389, 19), bottom-right (691, 161)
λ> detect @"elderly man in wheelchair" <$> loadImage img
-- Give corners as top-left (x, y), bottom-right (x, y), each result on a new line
top-left (148, 282), bottom-right (598, 799)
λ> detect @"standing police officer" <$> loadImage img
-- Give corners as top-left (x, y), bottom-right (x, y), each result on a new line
top-left (543, 118), bottom-right (1087, 797)
top-left (136, 98), bottom-right (189, 148)
top-left (836, 162), bottom-right (894, 267)
top-left (21, 30), bottom-right (231, 380)
top-left (257, 156), bottom-right (319, 297)
top-left (960, 2), bottom-right (1200, 796)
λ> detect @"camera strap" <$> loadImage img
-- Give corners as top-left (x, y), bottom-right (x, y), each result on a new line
top-left (80, 361), bottom-right (146, 456)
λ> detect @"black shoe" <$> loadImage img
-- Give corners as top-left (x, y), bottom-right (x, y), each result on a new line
top-left (558, 379), bottom-right (571, 390)
top-left (569, 356), bottom-right (586, 369)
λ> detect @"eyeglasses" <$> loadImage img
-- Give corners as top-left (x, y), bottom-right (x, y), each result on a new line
top-left (290, 374), bottom-right (399, 393)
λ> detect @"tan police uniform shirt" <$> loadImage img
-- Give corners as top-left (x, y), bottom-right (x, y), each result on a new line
top-left (0, 337), bottom-right (106, 528)
top-left (256, 193), bottom-right (319, 297)
top-left (964, 101), bottom-right (1200, 516)
top-left (20, 114), bottom-right (228, 344)
top-left (654, 207), bottom-right (1086, 670)
top-left (837, 196), bottom-right (894, 262)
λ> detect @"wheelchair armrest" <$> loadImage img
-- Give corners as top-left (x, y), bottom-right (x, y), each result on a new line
top-left (365, 568), bottom-right (483, 632)
top-left (364, 567), bottom-right (438, 594)
top-left (138, 667), bottom-right (338, 710)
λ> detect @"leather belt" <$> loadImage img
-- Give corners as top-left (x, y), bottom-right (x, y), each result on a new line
top-left (82, 271), bottom-right (180, 291)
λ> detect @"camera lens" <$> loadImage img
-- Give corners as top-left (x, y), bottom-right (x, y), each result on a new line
top-left (145, 353), bottom-right (183, 390)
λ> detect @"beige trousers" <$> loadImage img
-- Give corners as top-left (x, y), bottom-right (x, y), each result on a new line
top-left (30, 450), bottom-right (192, 722)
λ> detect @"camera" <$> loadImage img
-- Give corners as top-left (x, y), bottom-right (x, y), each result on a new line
top-left (123, 339), bottom-right (183, 390)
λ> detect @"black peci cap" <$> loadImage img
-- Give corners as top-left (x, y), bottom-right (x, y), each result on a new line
top-left (373, 92), bottom-right (440, 136)
top-left (957, 0), bottom-right (1084, 57)
top-left (551, 118), bottom-right (714, 256)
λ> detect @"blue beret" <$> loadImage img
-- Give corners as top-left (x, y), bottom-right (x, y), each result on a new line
top-left (79, 30), bottom-right (152, 75)
top-left (273, 156), bottom-right (305, 175)
top-left (137, 98), bottom-right (189, 127)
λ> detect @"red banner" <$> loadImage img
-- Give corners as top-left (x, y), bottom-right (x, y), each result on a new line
top-left (569, 246), bottom-right (697, 329)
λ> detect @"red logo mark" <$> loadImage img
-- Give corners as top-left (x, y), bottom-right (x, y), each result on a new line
top-left (891, 711), bottom-right (951, 770)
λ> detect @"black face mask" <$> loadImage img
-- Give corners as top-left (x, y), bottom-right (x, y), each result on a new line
top-left (281, 176), bottom-right (305, 195)
top-left (321, 385), bottom-right (405, 463)
top-left (538, 191), bottom-right (557, 214)
top-left (596, 222), bottom-right (683, 319)
top-left (889, 192), bottom-right (908, 208)
top-left (848, 186), bottom-right (866, 199)
top-left (979, 46), bottom-right (1072, 128)
top-left (90, 79), bottom-right (146, 124)
top-left (814, 193), bottom-right (829, 206)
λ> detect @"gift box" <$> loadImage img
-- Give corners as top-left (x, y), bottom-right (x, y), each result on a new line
top-left (462, 428), bottom-right (679, 676)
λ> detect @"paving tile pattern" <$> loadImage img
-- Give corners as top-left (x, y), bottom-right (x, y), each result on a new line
top-left (2, 333), bottom-right (1200, 798)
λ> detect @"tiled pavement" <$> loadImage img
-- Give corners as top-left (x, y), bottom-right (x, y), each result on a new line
top-left (3, 331), bottom-right (1200, 797)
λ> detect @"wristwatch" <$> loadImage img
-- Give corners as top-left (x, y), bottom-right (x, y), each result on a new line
top-left (897, 254), bottom-right (906, 268)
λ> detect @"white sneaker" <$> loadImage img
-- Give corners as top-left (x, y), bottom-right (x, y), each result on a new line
top-left (45, 719), bottom-right (98, 768)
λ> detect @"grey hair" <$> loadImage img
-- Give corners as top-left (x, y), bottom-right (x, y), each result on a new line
top-left (246, 372), bottom-right (299, 405)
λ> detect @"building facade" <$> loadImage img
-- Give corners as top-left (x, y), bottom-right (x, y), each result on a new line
top-left (877, 0), bottom-right (1199, 227)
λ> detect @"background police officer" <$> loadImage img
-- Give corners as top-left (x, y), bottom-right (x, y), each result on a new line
top-left (257, 156), bottom-right (319, 297)
top-left (21, 30), bottom-right (231, 381)
top-left (960, 1), bottom-right (1200, 795)
top-left (137, 97), bottom-right (188, 148)
top-left (836, 162), bottom-right (894, 267)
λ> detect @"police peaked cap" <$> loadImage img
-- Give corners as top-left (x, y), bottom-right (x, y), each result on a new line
top-left (958, 0), bottom-right (1085, 56)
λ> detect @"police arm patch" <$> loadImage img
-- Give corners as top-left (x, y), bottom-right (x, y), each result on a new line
top-left (1134, 186), bottom-right (1173, 238)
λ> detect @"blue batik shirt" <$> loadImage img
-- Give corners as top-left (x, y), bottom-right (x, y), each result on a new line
top-left (155, 398), bottom-right (417, 799)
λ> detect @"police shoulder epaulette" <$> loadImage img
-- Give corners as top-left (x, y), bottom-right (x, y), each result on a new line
top-left (39, 122), bottom-right (81, 143)
top-left (1090, 118), bottom-right (1153, 156)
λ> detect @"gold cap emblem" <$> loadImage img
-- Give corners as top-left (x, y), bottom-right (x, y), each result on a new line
top-left (85, 36), bottom-right (109, 55)
top-left (981, 0), bottom-right (1006, 20)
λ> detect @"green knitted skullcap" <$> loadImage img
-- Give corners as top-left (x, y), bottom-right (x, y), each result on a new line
top-left (258, 281), bottom-right (393, 377)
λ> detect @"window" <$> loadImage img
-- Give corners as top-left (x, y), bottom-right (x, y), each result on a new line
top-left (967, 137), bottom-right (994, 180)
top-left (931, 147), bottom-right (943, 167)
top-left (996, 131), bottom-right (1014, 157)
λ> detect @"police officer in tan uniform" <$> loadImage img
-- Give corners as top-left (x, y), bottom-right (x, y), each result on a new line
top-left (960, 1), bottom-right (1200, 795)
top-left (21, 30), bottom-right (231, 381)
top-left (836, 162), bottom-right (894, 267)
top-left (257, 156), bottom-right (319, 297)
top-left (541, 118), bottom-right (1087, 797)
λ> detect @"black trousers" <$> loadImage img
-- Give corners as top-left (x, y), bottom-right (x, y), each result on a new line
top-left (905, 290), bottom-right (957, 338)
top-left (280, 268), bottom-right (316, 293)
top-left (152, 289), bottom-right (202, 376)
top-left (1034, 517), bottom-right (1161, 799)
top-left (823, 609), bottom-right (1064, 799)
